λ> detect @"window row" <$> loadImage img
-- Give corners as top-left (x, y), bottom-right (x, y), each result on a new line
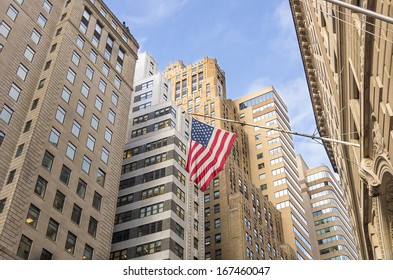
top-left (17, 233), bottom-right (94, 260)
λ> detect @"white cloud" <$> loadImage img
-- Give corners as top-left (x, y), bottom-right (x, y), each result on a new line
top-left (274, 1), bottom-right (294, 32)
top-left (121, 0), bottom-right (189, 26)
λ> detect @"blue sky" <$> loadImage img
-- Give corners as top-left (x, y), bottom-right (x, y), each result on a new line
top-left (105, 0), bottom-right (332, 170)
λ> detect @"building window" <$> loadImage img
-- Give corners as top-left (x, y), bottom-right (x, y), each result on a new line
top-left (85, 65), bottom-right (94, 80)
top-left (215, 234), bottom-right (221, 243)
top-left (0, 105), bottom-right (13, 124)
top-left (40, 249), bottom-right (53, 260)
top-left (89, 49), bottom-right (98, 63)
top-left (92, 22), bottom-right (102, 47)
top-left (24, 45), bottom-right (35, 62)
top-left (42, 150), bottom-right (54, 171)
top-left (86, 134), bottom-right (96, 151)
top-left (174, 242), bottom-right (184, 259)
top-left (97, 169), bottom-right (106, 187)
top-left (55, 106), bottom-right (66, 124)
top-left (79, 9), bottom-right (91, 34)
top-left (215, 218), bottom-right (221, 229)
top-left (71, 51), bottom-right (81, 66)
top-left (98, 79), bottom-right (106, 93)
top-left (61, 86), bottom-right (71, 103)
top-left (38, 79), bottom-right (45, 89)
top-left (60, 165), bottom-right (71, 185)
top-left (108, 109), bottom-right (116, 124)
top-left (81, 82), bottom-right (90, 98)
top-left (44, 60), bottom-right (51, 70)
top-left (111, 92), bottom-right (119, 106)
top-left (76, 179), bottom-right (87, 199)
top-left (7, 5), bottom-right (19, 21)
top-left (0, 131), bottom-right (4, 147)
top-left (114, 76), bottom-right (121, 89)
top-left (46, 218), bottom-right (59, 241)
top-left (8, 83), bottom-right (21, 101)
top-left (92, 191), bottom-right (102, 211)
top-left (90, 114), bottom-right (99, 131)
top-left (83, 244), bottom-right (94, 260)
top-left (34, 176), bottom-right (47, 197)
top-left (104, 127), bottom-right (112, 143)
top-left (67, 68), bottom-right (76, 84)
top-left (88, 217), bottom-right (98, 237)
top-left (102, 63), bottom-right (110, 76)
top-left (37, 13), bottom-right (47, 28)
top-left (31, 98), bottom-right (39, 110)
top-left (26, 204), bottom-right (40, 228)
top-left (17, 63), bottom-right (29, 81)
top-left (101, 147), bottom-right (109, 164)
top-left (17, 235), bottom-right (32, 260)
top-left (116, 48), bottom-right (124, 73)
top-left (104, 36), bottom-right (114, 60)
top-left (43, 0), bottom-right (52, 13)
top-left (95, 96), bottom-right (103, 111)
top-left (76, 35), bottom-right (85, 49)
top-left (71, 204), bottom-right (82, 225)
top-left (0, 21), bottom-right (11, 38)
top-left (76, 100), bottom-right (86, 117)
top-left (55, 27), bottom-right (62, 36)
top-left (65, 232), bottom-right (77, 254)
top-left (71, 120), bottom-right (81, 138)
top-left (65, 142), bottom-right (76, 161)
top-left (53, 190), bottom-right (65, 212)
top-left (30, 29), bottom-right (41, 44)
top-left (82, 155), bottom-right (91, 174)
top-left (15, 143), bottom-right (24, 157)
top-left (6, 169), bottom-right (16, 185)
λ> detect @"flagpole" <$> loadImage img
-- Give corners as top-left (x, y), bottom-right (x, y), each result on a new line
top-left (188, 113), bottom-right (360, 148)
top-left (322, 0), bottom-right (393, 25)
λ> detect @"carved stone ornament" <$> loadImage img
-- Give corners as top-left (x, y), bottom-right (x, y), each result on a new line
top-left (372, 122), bottom-right (384, 158)
top-left (387, 180), bottom-right (393, 251)
top-left (359, 158), bottom-right (381, 197)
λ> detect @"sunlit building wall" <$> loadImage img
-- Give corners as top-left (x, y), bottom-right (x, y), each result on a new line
top-left (0, 0), bottom-right (138, 259)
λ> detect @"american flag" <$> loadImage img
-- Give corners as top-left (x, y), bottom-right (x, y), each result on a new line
top-left (186, 118), bottom-right (237, 192)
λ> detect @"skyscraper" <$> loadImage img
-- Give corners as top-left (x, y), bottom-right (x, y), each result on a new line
top-left (297, 155), bottom-right (359, 260)
top-left (110, 52), bottom-right (204, 260)
top-left (0, 0), bottom-right (138, 259)
top-left (234, 86), bottom-right (314, 260)
top-left (290, 0), bottom-right (393, 259)
top-left (164, 58), bottom-right (296, 260)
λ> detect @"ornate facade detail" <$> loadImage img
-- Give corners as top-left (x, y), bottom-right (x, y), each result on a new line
top-left (372, 198), bottom-right (385, 259)
top-left (359, 158), bottom-right (381, 197)
top-left (372, 122), bottom-right (385, 158)
top-left (387, 179), bottom-right (393, 253)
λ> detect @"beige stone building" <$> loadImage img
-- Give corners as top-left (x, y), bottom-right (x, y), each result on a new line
top-left (164, 58), bottom-right (296, 260)
top-left (0, 0), bottom-right (138, 259)
top-left (290, 0), bottom-right (393, 258)
top-left (297, 155), bottom-right (359, 260)
top-left (234, 87), bottom-right (314, 259)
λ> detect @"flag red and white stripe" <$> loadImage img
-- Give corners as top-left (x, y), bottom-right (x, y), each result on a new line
top-left (186, 118), bottom-right (237, 191)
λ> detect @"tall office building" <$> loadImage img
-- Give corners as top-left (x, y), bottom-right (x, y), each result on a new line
top-left (234, 87), bottom-right (314, 260)
top-left (0, 0), bottom-right (138, 259)
top-left (297, 155), bottom-right (359, 260)
top-left (290, 0), bottom-right (393, 258)
top-left (164, 58), bottom-right (296, 260)
top-left (110, 52), bottom-right (204, 260)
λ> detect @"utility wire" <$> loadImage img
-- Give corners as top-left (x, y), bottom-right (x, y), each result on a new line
top-left (188, 113), bottom-right (360, 148)
top-left (299, 0), bottom-right (393, 45)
